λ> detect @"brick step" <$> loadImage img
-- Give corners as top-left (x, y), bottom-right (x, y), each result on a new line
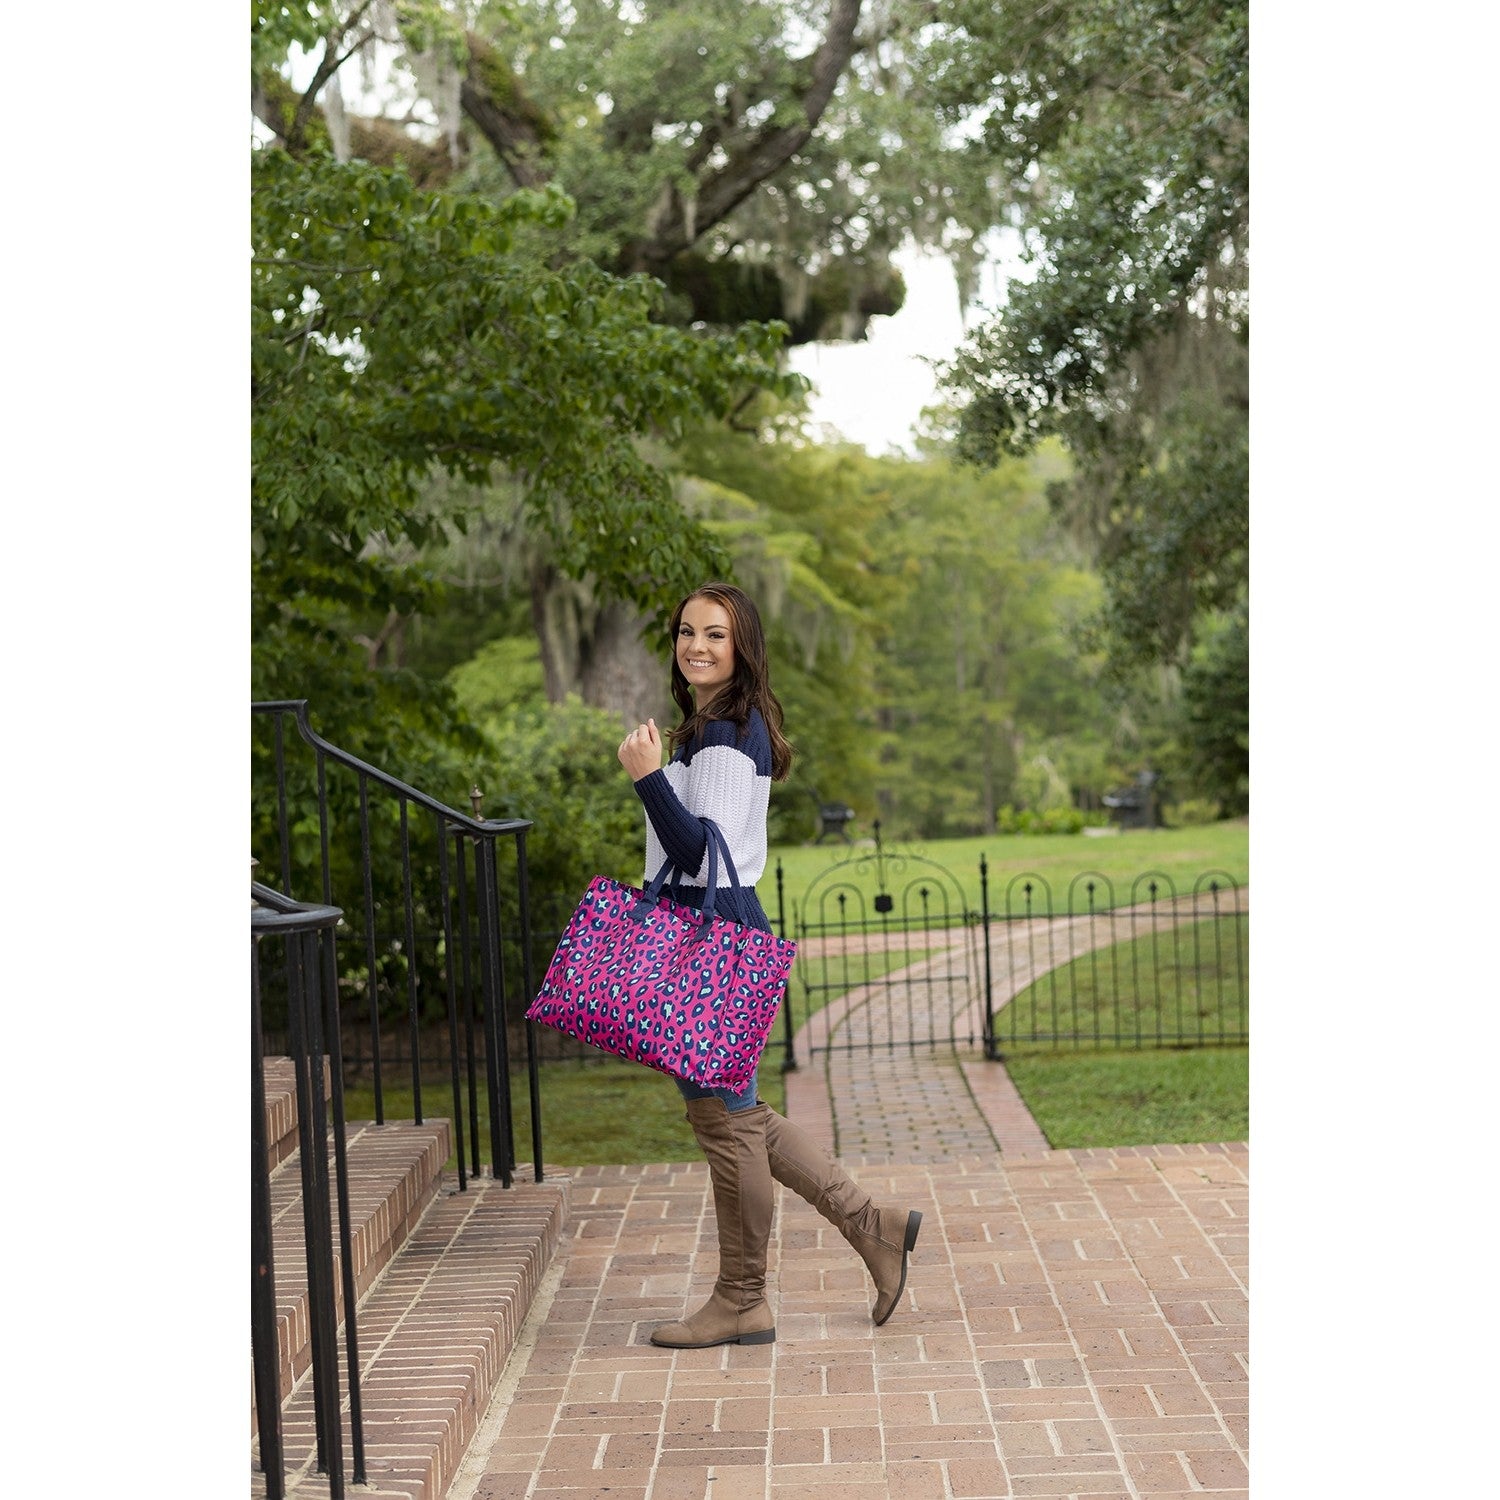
top-left (253, 1167), bottom-right (569, 1500)
top-left (262, 1057), bottom-right (298, 1171)
top-left (266, 1117), bottom-right (452, 1405)
top-left (261, 1056), bottom-right (332, 1173)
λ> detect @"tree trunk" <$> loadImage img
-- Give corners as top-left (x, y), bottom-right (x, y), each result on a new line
top-left (528, 568), bottom-right (671, 727)
top-left (579, 600), bottom-right (672, 729)
top-left (528, 562), bottom-right (581, 704)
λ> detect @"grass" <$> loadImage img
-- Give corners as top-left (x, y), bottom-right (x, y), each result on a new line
top-left (999, 916), bottom-right (1248, 1050)
top-left (344, 1059), bottom-right (756, 1169)
top-left (766, 819), bottom-right (1248, 921)
top-left (788, 945), bottom-right (940, 1031)
top-left (339, 948), bottom-right (937, 1169)
top-left (997, 914), bottom-right (1248, 1147)
top-left (1003, 1046), bottom-right (1247, 1149)
top-left (340, 821), bottom-right (1250, 1164)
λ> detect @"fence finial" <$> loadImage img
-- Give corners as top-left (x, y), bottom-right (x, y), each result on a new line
top-left (469, 784), bottom-right (484, 818)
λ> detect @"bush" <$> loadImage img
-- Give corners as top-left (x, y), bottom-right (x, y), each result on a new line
top-left (995, 804), bottom-right (1106, 836)
top-left (1163, 797), bottom-right (1223, 829)
top-left (475, 695), bottom-right (644, 904)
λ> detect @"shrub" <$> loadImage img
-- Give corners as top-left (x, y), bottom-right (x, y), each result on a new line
top-left (476, 695), bottom-right (644, 904)
top-left (1163, 797), bottom-right (1223, 829)
top-left (995, 804), bottom-right (1103, 836)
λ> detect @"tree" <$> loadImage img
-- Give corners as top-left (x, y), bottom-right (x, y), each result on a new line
top-left (252, 145), bottom-right (798, 753)
top-left (1176, 610), bottom-right (1248, 816)
top-left (926, 0), bottom-right (1248, 676)
top-left (250, 1), bottom-right (1009, 343)
top-left (860, 455), bottom-right (1112, 836)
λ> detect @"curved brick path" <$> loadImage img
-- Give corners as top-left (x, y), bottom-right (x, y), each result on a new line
top-left (446, 917), bottom-right (1249, 1500)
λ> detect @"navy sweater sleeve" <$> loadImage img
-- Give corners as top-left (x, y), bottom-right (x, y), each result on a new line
top-left (633, 768), bottom-right (707, 875)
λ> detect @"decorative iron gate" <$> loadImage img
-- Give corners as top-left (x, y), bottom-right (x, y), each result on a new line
top-left (776, 827), bottom-right (991, 1065)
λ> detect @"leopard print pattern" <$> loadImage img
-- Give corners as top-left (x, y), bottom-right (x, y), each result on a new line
top-left (526, 876), bottom-right (796, 1088)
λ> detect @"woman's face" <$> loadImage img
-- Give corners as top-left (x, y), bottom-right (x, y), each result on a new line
top-left (676, 597), bottom-right (736, 703)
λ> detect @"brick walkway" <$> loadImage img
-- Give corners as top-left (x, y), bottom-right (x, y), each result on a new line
top-left (445, 931), bottom-right (1248, 1500)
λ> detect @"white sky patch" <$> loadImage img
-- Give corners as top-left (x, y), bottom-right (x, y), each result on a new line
top-left (788, 232), bottom-right (1027, 456)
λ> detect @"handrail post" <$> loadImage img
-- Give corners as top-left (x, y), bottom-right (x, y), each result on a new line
top-left (980, 853), bottom-right (997, 1060)
top-left (320, 922), bottom-right (366, 1485)
top-left (516, 828), bottom-right (544, 1183)
top-left (473, 836), bottom-right (513, 1187)
top-left (436, 815), bottom-right (469, 1192)
top-left (252, 890), bottom-right (358, 1498)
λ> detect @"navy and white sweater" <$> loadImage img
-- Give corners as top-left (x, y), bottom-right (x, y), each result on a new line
top-left (633, 707), bottom-right (774, 933)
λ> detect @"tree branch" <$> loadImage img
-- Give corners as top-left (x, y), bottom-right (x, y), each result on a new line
top-left (457, 32), bottom-right (552, 190)
top-left (285, 1), bottom-right (379, 154)
top-left (622, 0), bottom-right (865, 272)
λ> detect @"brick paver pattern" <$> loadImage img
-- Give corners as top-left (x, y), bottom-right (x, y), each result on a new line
top-left (449, 926), bottom-right (1248, 1500)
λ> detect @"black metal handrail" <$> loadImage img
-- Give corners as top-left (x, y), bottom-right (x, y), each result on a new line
top-left (251, 884), bottom-right (363, 1500)
top-left (252, 698), bottom-right (544, 1189)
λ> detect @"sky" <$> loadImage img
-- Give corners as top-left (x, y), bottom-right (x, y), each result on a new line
top-left (788, 248), bottom-right (974, 455)
top-left (785, 237), bottom-right (1027, 456)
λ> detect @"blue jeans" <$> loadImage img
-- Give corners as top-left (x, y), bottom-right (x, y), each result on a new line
top-left (675, 1071), bottom-right (760, 1112)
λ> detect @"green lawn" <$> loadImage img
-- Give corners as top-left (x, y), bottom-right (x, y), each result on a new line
top-left (998, 916), bottom-right (1248, 1050)
top-left (1002, 1046), bottom-right (1248, 1149)
top-left (765, 819), bottom-right (1248, 925)
top-left (994, 913), bottom-right (1248, 1146)
top-left (344, 1055), bottom-right (787, 1170)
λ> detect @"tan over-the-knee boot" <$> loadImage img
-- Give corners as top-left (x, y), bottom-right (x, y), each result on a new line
top-left (650, 1098), bottom-right (777, 1348)
top-left (763, 1106), bottom-right (921, 1326)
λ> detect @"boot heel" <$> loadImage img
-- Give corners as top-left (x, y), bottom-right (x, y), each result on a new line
top-left (737, 1327), bottom-right (777, 1345)
top-left (904, 1210), bottom-right (922, 1252)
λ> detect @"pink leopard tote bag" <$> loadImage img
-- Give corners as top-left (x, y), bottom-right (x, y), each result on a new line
top-left (525, 820), bottom-right (796, 1088)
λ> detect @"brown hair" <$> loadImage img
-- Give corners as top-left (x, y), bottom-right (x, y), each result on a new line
top-left (666, 582), bottom-right (794, 781)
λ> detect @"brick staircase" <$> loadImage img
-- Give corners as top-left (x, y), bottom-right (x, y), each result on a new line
top-left (254, 1058), bottom-right (570, 1500)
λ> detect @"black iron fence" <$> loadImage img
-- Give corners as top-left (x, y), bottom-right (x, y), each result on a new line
top-left (252, 700), bottom-right (543, 1188)
top-left (988, 869), bottom-right (1247, 1054)
top-left (251, 884), bottom-right (363, 1500)
top-left (768, 837), bottom-right (1248, 1065)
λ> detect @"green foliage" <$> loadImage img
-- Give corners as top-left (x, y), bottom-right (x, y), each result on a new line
top-left (465, 695), bottom-right (644, 903)
top-left (861, 454), bottom-right (1115, 837)
top-left (446, 635), bottom-right (548, 720)
top-left (1163, 798), bottom-right (1225, 830)
top-left (995, 806), bottom-right (1103, 837)
top-left (252, 147), bottom-right (801, 866)
top-left (1176, 612), bottom-right (1249, 816)
top-left (661, 433), bottom-right (1191, 836)
top-left (252, 150), bottom-right (797, 639)
top-left (928, 0), bottom-right (1248, 682)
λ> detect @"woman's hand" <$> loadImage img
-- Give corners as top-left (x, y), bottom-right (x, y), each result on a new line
top-left (618, 718), bottom-right (663, 781)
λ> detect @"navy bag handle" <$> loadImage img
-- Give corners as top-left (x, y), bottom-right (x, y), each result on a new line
top-left (636, 817), bottom-right (741, 925)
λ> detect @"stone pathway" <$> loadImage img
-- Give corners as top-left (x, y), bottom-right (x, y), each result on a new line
top-left (446, 923), bottom-right (1248, 1500)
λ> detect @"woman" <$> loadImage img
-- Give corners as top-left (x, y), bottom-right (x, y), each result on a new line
top-left (618, 582), bottom-right (922, 1349)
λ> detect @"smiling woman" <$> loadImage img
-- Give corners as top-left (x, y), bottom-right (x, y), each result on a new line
top-left (612, 581), bottom-right (923, 1351)
top-left (674, 595), bottom-right (736, 702)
